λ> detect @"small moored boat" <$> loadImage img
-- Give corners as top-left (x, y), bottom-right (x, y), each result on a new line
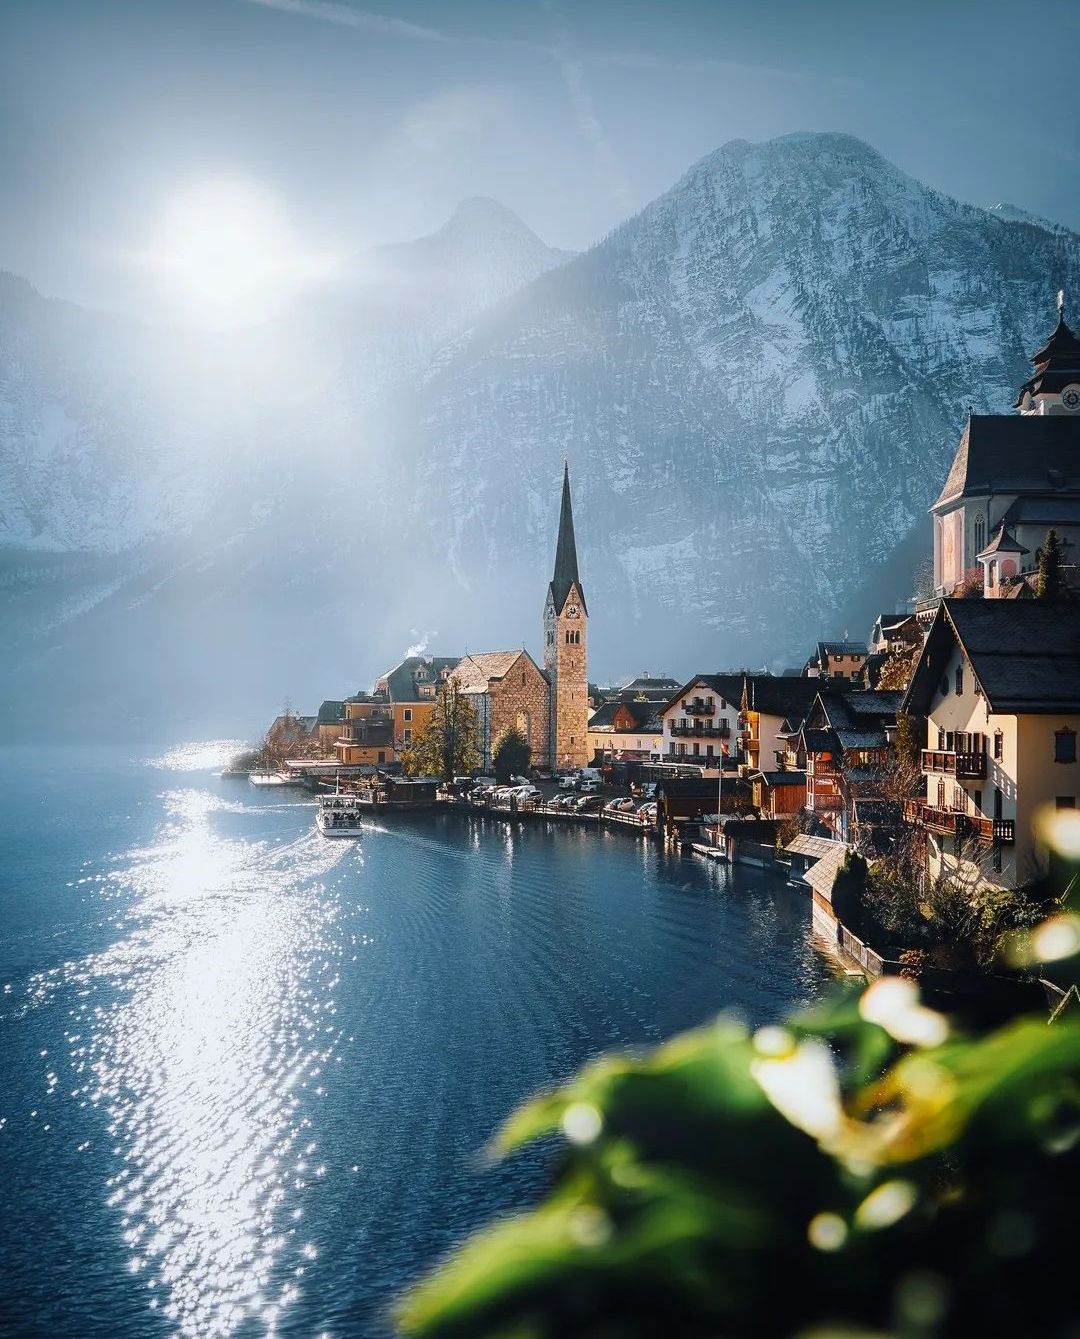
top-left (316, 794), bottom-right (364, 837)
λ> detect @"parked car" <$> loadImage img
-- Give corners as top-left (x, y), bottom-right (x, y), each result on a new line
top-left (574, 794), bottom-right (605, 812)
top-left (514, 785), bottom-right (543, 804)
top-left (631, 782), bottom-right (658, 800)
top-left (637, 801), bottom-right (658, 819)
top-left (579, 779), bottom-right (602, 794)
top-left (559, 773), bottom-right (580, 791)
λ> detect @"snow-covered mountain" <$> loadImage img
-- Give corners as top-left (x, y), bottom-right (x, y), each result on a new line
top-left (2, 134), bottom-right (1079, 739)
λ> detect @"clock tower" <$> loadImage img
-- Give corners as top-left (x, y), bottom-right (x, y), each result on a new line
top-left (544, 463), bottom-right (589, 771)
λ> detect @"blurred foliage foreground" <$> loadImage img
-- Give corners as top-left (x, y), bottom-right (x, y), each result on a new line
top-left (401, 826), bottom-right (1080, 1339)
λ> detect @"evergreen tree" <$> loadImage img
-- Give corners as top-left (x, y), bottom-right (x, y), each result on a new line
top-left (401, 681), bottom-right (481, 781)
top-left (1035, 528), bottom-right (1066, 600)
top-left (492, 727), bottom-right (531, 784)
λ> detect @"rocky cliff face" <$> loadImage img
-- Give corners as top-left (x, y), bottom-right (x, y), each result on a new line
top-left (2, 134), bottom-right (1078, 738)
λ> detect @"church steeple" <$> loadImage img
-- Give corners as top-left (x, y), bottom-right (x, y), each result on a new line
top-left (549, 462), bottom-right (587, 614)
top-left (543, 462), bottom-right (588, 770)
top-left (1015, 291), bottom-right (1080, 414)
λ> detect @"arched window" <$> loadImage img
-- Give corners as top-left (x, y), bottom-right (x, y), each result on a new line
top-left (973, 511), bottom-right (986, 556)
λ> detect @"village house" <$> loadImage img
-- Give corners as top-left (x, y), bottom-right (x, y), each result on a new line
top-left (449, 650), bottom-right (552, 771)
top-left (869, 613), bottom-right (922, 656)
top-left (803, 641), bottom-right (870, 681)
top-left (931, 301), bottom-right (1080, 601)
top-left (334, 656), bottom-right (458, 766)
top-left (901, 600), bottom-right (1080, 892)
top-left (586, 696), bottom-right (664, 764)
top-left (658, 675), bottom-right (742, 766)
top-left (749, 770), bottom-right (807, 820)
top-left (314, 700), bottom-right (346, 752)
top-left (738, 674), bottom-right (819, 774)
top-left (800, 688), bottom-right (901, 840)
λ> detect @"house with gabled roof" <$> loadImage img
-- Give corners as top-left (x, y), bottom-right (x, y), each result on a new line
top-left (738, 674), bottom-right (820, 775)
top-left (804, 641), bottom-right (869, 682)
top-left (901, 599), bottom-right (1080, 892)
top-left (658, 674), bottom-right (742, 767)
top-left (799, 688), bottom-right (902, 839)
top-left (586, 696), bottom-right (663, 764)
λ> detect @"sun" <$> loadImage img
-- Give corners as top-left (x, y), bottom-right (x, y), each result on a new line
top-left (143, 178), bottom-right (332, 328)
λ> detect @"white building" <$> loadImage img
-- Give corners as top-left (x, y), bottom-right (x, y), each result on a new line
top-left (659, 675), bottom-right (742, 766)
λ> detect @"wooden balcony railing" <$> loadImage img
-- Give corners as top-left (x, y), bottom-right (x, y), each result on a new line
top-left (921, 749), bottom-right (987, 779)
top-left (669, 722), bottom-right (731, 738)
top-left (682, 700), bottom-right (716, 715)
top-left (902, 799), bottom-right (1014, 844)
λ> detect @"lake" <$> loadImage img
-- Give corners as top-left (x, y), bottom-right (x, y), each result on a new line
top-left (0, 744), bottom-right (827, 1338)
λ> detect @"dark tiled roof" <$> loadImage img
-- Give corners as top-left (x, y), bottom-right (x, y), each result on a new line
top-left (317, 699), bottom-right (346, 725)
top-left (835, 729), bottom-right (889, 750)
top-left (381, 655), bottom-right (460, 702)
top-left (589, 699), bottom-right (656, 730)
top-left (802, 729), bottom-right (834, 753)
top-left (1001, 496), bottom-right (1080, 526)
top-left (752, 770), bottom-right (806, 786)
top-left (932, 415), bottom-right (1080, 512)
top-left (977, 523), bottom-right (1029, 559)
top-left (622, 676), bottom-right (682, 693)
top-left (743, 674), bottom-right (820, 720)
top-left (903, 599), bottom-right (1080, 715)
top-left (817, 641), bottom-right (867, 657)
top-left (661, 674), bottom-right (744, 715)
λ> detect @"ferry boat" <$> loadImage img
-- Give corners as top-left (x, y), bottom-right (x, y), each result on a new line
top-left (316, 794), bottom-right (364, 837)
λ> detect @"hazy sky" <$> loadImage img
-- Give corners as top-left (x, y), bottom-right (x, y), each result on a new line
top-left (3, 0), bottom-right (1079, 315)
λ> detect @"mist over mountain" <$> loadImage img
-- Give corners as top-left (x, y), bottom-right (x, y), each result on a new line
top-left (2, 132), bottom-right (1079, 742)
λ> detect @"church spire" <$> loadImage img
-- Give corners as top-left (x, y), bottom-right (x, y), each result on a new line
top-left (550, 461), bottom-right (586, 614)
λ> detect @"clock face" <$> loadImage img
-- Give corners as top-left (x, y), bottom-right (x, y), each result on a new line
top-left (566, 604), bottom-right (579, 618)
top-left (1062, 384), bottom-right (1080, 411)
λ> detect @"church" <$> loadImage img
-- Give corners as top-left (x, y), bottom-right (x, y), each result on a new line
top-left (932, 295), bottom-right (1080, 598)
top-left (449, 464), bottom-right (589, 772)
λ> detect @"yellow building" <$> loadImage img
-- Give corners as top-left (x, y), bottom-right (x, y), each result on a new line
top-left (902, 600), bottom-right (1080, 891)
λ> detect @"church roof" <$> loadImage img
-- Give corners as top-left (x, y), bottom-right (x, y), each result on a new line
top-left (1014, 306), bottom-right (1080, 404)
top-left (931, 414), bottom-right (1080, 512)
top-left (451, 650), bottom-right (535, 694)
top-left (549, 463), bottom-right (586, 615)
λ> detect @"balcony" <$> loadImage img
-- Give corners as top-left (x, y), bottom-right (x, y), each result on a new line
top-left (809, 794), bottom-right (843, 813)
top-left (973, 816), bottom-right (1016, 845)
top-left (682, 700), bottom-right (716, 716)
top-left (921, 749), bottom-right (987, 780)
top-left (902, 800), bottom-right (1014, 845)
top-left (669, 722), bottom-right (731, 738)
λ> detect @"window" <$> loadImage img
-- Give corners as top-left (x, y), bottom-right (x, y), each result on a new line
top-left (403, 728), bottom-right (412, 744)
top-left (1055, 728), bottom-right (1077, 764)
top-left (403, 708), bottom-right (412, 721)
top-left (955, 664), bottom-right (964, 696)
top-left (378, 751), bottom-right (386, 764)
top-left (974, 512), bottom-right (986, 555)
top-left (1056, 796), bottom-right (1076, 810)
top-left (994, 730), bottom-right (1003, 761)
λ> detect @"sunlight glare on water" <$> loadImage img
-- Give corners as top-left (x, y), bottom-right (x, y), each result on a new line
top-left (36, 784), bottom-right (351, 1338)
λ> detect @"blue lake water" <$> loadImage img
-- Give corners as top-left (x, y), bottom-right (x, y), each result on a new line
top-left (0, 744), bottom-right (827, 1338)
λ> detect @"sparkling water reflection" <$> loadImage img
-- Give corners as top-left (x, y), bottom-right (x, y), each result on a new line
top-left (0, 748), bottom-right (828, 1338)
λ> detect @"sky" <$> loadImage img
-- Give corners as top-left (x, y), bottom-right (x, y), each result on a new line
top-left (2, 0), bottom-right (1079, 317)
